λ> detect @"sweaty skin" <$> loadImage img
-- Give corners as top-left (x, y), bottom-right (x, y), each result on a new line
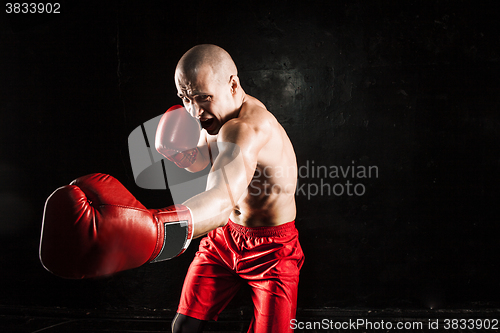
top-left (175, 45), bottom-right (297, 238)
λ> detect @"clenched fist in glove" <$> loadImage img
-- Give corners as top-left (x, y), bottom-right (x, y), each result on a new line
top-left (155, 105), bottom-right (201, 168)
top-left (39, 173), bottom-right (193, 279)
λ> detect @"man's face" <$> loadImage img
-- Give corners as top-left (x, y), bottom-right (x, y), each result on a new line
top-left (175, 66), bottom-right (234, 135)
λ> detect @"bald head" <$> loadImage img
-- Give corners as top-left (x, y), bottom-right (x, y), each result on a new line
top-left (176, 44), bottom-right (237, 86)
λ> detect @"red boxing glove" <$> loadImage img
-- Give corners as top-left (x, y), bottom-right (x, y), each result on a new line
top-left (39, 173), bottom-right (193, 279)
top-left (155, 105), bottom-right (201, 168)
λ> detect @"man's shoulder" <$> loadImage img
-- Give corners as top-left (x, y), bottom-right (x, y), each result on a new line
top-left (235, 97), bottom-right (276, 130)
top-left (218, 97), bottom-right (275, 147)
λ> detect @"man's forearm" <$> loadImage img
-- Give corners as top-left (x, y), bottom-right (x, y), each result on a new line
top-left (183, 186), bottom-right (233, 238)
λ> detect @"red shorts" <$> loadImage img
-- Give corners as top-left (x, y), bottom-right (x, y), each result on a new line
top-left (177, 219), bottom-right (304, 333)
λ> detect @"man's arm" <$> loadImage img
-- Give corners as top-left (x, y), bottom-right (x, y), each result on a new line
top-left (183, 118), bottom-right (270, 238)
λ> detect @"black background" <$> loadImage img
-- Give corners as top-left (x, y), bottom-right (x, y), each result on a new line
top-left (1, 0), bottom-right (499, 317)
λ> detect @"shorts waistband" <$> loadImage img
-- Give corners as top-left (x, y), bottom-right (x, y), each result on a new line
top-left (227, 219), bottom-right (296, 237)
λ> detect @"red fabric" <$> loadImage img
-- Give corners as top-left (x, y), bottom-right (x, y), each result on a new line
top-left (177, 220), bottom-right (304, 333)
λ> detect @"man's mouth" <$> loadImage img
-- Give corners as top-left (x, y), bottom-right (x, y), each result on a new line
top-left (200, 118), bottom-right (215, 131)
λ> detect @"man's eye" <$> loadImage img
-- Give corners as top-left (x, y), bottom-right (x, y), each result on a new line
top-left (182, 97), bottom-right (191, 103)
top-left (198, 95), bottom-right (211, 101)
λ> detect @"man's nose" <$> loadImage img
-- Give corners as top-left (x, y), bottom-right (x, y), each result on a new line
top-left (189, 103), bottom-right (204, 119)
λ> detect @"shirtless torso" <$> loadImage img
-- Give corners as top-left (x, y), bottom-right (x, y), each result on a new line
top-left (203, 95), bottom-right (297, 228)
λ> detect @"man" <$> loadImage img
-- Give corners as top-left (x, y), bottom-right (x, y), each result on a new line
top-left (170, 44), bottom-right (304, 333)
top-left (38, 43), bottom-right (303, 333)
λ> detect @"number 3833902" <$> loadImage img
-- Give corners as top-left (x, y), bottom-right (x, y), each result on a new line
top-left (6, 3), bottom-right (60, 14)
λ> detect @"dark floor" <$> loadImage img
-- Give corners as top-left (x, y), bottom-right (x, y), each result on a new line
top-left (2, 306), bottom-right (500, 333)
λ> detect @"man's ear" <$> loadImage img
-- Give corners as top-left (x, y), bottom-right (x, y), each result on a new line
top-left (229, 75), bottom-right (240, 95)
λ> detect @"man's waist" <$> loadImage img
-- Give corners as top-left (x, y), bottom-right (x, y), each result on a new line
top-left (227, 219), bottom-right (296, 237)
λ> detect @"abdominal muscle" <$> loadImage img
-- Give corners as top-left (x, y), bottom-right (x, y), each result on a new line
top-left (230, 184), bottom-right (297, 228)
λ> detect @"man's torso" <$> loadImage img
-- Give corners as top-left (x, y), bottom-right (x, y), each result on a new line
top-left (205, 95), bottom-right (297, 228)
